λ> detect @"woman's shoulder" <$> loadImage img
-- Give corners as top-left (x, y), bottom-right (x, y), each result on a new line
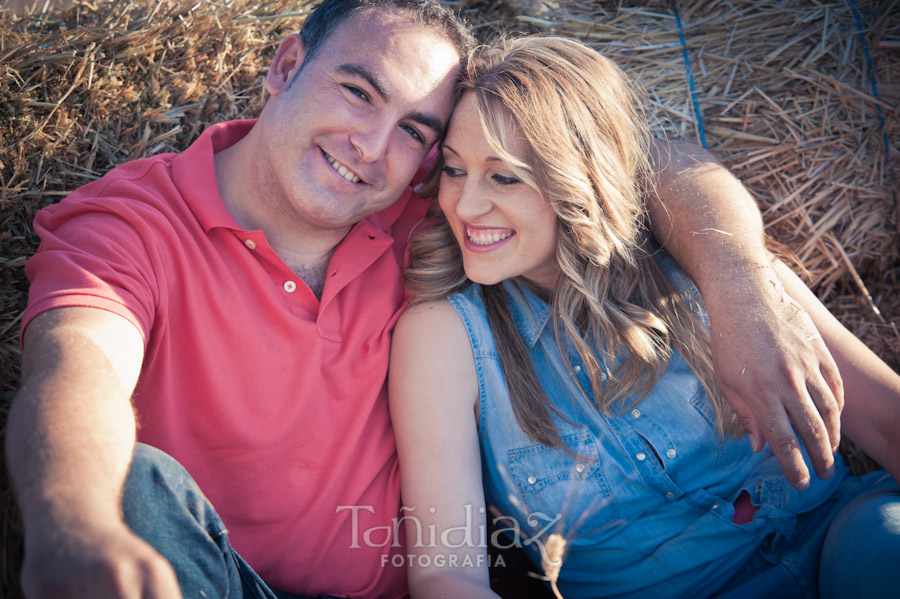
top-left (391, 297), bottom-right (480, 413)
top-left (395, 298), bottom-right (470, 350)
top-left (399, 297), bottom-right (459, 322)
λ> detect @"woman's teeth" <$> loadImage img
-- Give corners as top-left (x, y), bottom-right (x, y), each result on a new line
top-left (325, 153), bottom-right (361, 183)
top-left (467, 228), bottom-right (513, 245)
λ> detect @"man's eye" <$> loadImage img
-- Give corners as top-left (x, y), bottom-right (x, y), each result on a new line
top-left (402, 124), bottom-right (424, 144)
top-left (492, 174), bottom-right (521, 186)
top-left (441, 166), bottom-right (465, 178)
top-left (344, 85), bottom-right (368, 102)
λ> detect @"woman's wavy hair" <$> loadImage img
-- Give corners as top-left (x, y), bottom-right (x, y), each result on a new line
top-left (405, 35), bottom-right (741, 447)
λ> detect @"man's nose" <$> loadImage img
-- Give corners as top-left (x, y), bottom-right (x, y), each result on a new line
top-left (350, 120), bottom-right (392, 163)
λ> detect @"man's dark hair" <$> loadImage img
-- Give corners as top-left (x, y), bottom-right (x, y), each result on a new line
top-left (299, 0), bottom-right (476, 68)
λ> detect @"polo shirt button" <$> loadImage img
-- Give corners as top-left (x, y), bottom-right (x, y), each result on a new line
top-left (527, 475), bottom-right (537, 485)
top-left (666, 449), bottom-right (677, 459)
top-left (631, 409), bottom-right (641, 418)
top-left (666, 492), bottom-right (675, 500)
top-left (636, 452), bottom-right (647, 462)
top-left (244, 239), bottom-right (256, 250)
top-left (284, 280), bottom-right (297, 293)
top-left (575, 463), bottom-right (586, 473)
top-left (573, 364), bottom-right (582, 373)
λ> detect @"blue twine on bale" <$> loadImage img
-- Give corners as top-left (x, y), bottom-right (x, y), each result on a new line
top-left (674, 8), bottom-right (707, 149)
top-left (850, 0), bottom-right (896, 203)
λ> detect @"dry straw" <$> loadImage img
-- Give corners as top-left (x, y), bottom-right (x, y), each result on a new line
top-left (0, 0), bottom-right (897, 596)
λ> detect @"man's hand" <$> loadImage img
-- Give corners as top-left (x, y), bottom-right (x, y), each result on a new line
top-left (705, 260), bottom-right (843, 489)
top-left (647, 139), bottom-right (844, 489)
top-left (21, 522), bottom-right (182, 599)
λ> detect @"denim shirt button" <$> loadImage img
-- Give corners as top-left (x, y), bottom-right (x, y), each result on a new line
top-left (631, 409), bottom-right (640, 418)
top-left (636, 452), bottom-right (647, 462)
top-left (573, 364), bottom-right (582, 373)
top-left (575, 463), bottom-right (586, 473)
top-left (666, 492), bottom-right (675, 500)
top-left (527, 475), bottom-right (537, 485)
top-left (666, 449), bottom-right (677, 459)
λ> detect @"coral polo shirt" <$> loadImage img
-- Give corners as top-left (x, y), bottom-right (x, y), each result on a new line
top-left (24, 120), bottom-right (429, 597)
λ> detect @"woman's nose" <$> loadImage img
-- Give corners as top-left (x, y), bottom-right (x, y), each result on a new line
top-left (454, 181), bottom-right (493, 221)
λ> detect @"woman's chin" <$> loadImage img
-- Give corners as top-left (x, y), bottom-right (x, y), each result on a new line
top-left (463, 269), bottom-right (505, 287)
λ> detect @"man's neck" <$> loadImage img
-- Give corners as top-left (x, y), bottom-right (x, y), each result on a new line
top-left (286, 254), bottom-right (332, 299)
top-left (213, 132), bottom-right (346, 299)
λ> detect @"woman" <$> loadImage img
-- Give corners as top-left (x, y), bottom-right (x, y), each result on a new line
top-left (389, 36), bottom-right (900, 599)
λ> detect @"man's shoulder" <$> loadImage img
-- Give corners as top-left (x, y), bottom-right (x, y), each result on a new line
top-left (65, 153), bottom-right (180, 207)
top-left (34, 150), bottom-right (198, 243)
top-left (57, 120), bottom-right (238, 212)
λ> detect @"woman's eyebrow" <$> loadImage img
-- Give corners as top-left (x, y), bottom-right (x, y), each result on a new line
top-left (443, 144), bottom-right (503, 163)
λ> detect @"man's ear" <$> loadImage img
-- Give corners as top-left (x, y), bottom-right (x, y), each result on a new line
top-left (266, 34), bottom-right (307, 96)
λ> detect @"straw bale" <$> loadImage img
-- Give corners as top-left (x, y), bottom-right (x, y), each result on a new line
top-left (0, 0), bottom-right (897, 596)
top-left (484, 0), bottom-right (899, 365)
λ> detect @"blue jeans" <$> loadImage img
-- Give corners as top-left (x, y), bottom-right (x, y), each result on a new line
top-left (122, 443), bottom-right (327, 599)
top-left (717, 471), bottom-right (900, 599)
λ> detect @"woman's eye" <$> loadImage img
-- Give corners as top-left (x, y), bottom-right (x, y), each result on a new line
top-left (492, 174), bottom-right (521, 186)
top-left (441, 166), bottom-right (465, 178)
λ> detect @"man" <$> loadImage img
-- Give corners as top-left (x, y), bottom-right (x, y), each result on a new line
top-left (6, 1), bottom-right (843, 597)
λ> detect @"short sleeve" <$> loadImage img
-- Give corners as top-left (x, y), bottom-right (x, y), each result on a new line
top-left (23, 175), bottom-right (166, 346)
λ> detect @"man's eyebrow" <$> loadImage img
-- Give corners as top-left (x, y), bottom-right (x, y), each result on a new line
top-left (337, 64), bottom-right (388, 100)
top-left (337, 63), bottom-right (445, 140)
top-left (408, 111), bottom-right (444, 140)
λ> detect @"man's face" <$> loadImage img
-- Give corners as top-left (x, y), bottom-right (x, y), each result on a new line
top-left (258, 9), bottom-right (460, 234)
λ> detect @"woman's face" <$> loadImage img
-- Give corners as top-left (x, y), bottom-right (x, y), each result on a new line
top-left (438, 94), bottom-right (559, 291)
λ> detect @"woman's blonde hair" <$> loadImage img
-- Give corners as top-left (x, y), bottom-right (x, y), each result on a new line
top-left (406, 35), bottom-right (740, 447)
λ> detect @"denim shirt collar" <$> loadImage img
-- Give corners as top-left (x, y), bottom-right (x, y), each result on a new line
top-left (500, 279), bottom-right (554, 348)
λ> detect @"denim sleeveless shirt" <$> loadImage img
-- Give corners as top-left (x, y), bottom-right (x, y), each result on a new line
top-left (447, 257), bottom-right (848, 599)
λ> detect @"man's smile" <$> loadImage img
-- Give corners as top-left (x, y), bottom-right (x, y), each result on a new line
top-left (323, 150), bottom-right (363, 184)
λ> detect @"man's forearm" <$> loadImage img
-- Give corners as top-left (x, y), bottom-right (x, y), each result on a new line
top-left (8, 365), bottom-right (137, 544)
top-left (647, 140), bottom-right (844, 488)
top-left (9, 308), bottom-right (182, 599)
top-left (7, 308), bottom-right (142, 541)
top-left (648, 139), bottom-right (770, 294)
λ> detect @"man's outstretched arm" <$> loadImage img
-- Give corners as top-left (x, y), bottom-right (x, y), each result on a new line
top-left (649, 139), bottom-right (843, 490)
top-left (6, 307), bottom-right (181, 598)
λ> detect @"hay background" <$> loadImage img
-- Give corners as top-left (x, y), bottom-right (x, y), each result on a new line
top-left (0, 0), bottom-right (897, 596)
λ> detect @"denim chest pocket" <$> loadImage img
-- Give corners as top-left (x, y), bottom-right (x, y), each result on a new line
top-left (637, 363), bottom-right (742, 472)
top-left (508, 431), bottom-right (621, 537)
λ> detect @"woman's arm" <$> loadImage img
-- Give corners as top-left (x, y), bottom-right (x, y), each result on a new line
top-left (773, 260), bottom-right (900, 483)
top-left (648, 139), bottom-right (843, 490)
top-left (389, 300), bottom-right (502, 599)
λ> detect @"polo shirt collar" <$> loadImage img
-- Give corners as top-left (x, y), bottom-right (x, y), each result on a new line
top-left (172, 119), bottom-right (256, 233)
